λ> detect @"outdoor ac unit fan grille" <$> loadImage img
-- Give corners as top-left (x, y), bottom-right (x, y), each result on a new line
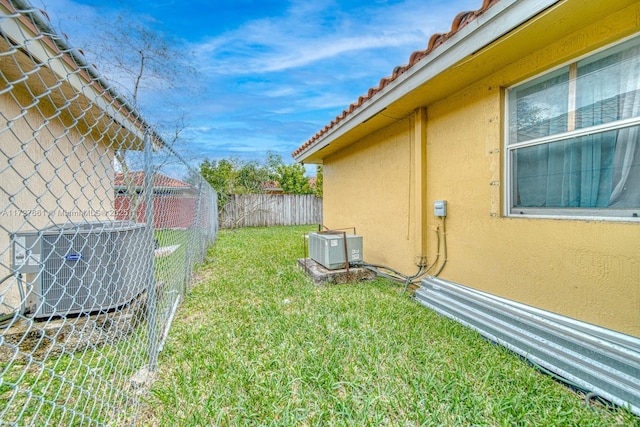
top-left (12, 221), bottom-right (150, 317)
top-left (40, 231), bottom-right (116, 315)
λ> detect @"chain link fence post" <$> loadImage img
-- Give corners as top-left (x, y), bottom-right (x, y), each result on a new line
top-left (143, 131), bottom-right (159, 372)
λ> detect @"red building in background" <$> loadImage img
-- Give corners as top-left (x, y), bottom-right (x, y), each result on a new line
top-left (114, 172), bottom-right (198, 229)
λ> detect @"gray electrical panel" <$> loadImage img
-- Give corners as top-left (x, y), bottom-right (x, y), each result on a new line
top-left (308, 232), bottom-right (363, 270)
top-left (434, 200), bottom-right (447, 217)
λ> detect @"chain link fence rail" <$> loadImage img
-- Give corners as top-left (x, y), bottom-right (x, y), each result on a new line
top-left (0, 1), bottom-right (219, 424)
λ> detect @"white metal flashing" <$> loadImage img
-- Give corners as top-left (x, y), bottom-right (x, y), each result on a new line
top-left (415, 277), bottom-right (640, 416)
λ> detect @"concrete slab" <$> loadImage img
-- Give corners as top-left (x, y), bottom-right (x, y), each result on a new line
top-left (297, 258), bottom-right (377, 285)
top-left (155, 244), bottom-right (180, 258)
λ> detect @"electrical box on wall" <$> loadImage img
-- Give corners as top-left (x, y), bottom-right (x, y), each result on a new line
top-left (434, 200), bottom-right (447, 217)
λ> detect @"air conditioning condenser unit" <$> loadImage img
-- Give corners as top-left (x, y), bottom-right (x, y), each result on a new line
top-left (308, 232), bottom-right (363, 270)
top-left (11, 221), bottom-right (151, 318)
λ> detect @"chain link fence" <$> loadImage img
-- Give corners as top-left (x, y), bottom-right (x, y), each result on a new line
top-left (0, 1), bottom-right (218, 424)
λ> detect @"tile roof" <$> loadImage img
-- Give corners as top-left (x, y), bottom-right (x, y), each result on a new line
top-left (292, 0), bottom-right (499, 158)
top-left (114, 172), bottom-right (192, 189)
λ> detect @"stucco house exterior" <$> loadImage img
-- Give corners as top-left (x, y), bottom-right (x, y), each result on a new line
top-left (294, 0), bottom-right (640, 411)
top-left (0, 1), bottom-right (152, 314)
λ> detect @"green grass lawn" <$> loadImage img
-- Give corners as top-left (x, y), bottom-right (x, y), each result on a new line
top-left (141, 225), bottom-right (637, 426)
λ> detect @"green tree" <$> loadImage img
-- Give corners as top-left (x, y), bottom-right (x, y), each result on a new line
top-left (200, 155), bottom-right (317, 201)
top-left (314, 165), bottom-right (323, 198)
top-left (274, 162), bottom-right (313, 195)
top-left (265, 152), bottom-right (284, 179)
top-left (200, 157), bottom-right (273, 209)
top-left (200, 159), bottom-right (230, 188)
top-left (236, 160), bottom-right (271, 194)
top-left (199, 158), bottom-right (235, 209)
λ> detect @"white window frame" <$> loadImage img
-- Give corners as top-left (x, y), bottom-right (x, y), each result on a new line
top-left (504, 34), bottom-right (640, 222)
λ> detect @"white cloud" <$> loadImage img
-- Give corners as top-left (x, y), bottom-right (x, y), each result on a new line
top-left (191, 0), bottom-right (469, 75)
top-left (35, 0), bottom-right (483, 163)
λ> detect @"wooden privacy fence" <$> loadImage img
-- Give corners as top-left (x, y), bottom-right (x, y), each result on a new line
top-left (221, 194), bottom-right (322, 228)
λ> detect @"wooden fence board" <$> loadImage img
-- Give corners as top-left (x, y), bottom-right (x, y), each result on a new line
top-left (220, 194), bottom-right (322, 228)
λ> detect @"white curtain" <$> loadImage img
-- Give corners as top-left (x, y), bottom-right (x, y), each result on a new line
top-left (610, 45), bottom-right (640, 206)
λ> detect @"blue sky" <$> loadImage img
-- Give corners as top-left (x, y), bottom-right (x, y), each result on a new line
top-left (36, 0), bottom-right (481, 173)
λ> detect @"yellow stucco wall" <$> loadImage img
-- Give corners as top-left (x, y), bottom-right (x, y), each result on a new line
top-left (324, 118), bottom-right (425, 275)
top-left (427, 87), bottom-right (640, 335)
top-left (321, 4), bottom-right (640, 336)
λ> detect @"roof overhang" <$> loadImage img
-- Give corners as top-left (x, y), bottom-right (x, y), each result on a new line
top-left (293, 0), bottom-right (638, 164)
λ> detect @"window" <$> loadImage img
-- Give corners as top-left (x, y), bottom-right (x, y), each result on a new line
top-left (506, 36), bottom-right (640, 219)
